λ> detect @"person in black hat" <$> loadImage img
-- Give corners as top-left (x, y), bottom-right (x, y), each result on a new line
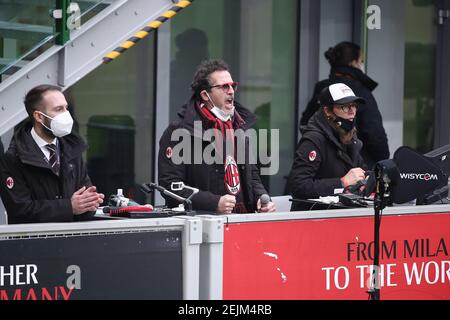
top-left (287, 83), bottom-right (368, 209)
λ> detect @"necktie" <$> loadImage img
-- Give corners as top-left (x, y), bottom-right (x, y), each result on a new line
top-left (46, 143), bottom-right (60, 175)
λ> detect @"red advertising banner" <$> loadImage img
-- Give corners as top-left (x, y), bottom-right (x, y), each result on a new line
top-left (223, 212), bottom-right (450, 300)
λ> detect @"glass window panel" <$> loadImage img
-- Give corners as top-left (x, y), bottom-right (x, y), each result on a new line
top-left (68, 37), bottom-right (156, 203)
top-left (0, 1), bottom-right (56, 78)
top-left (403, 0), bottom-right (437, 153)
top-left (169, 0), bottom-right (298, 195)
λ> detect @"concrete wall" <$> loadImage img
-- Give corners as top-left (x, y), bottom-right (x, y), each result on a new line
top-left (297, 0), bottom-right (321, 129)
top-left (298, 0), bottom-right (354, 132)
top-left (367, 0), bottom-right (405, 156)
top-left (319, 0), bottom-right (354, 80)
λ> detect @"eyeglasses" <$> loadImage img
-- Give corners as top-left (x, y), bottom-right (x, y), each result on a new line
top-left (336, 103), bottom-right (358, 113)
top-left (209, 82), bottom-right (238, 92)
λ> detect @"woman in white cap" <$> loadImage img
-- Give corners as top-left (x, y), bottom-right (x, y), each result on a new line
top-left (287, 83), bottom-right (368, 210)
top-left (300, 42), bottom-right (389, 168)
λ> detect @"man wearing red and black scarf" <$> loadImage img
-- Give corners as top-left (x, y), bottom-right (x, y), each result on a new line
top-left (158, 60), bottom-right (275, 214)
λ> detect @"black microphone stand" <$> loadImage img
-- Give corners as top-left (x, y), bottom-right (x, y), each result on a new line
top-left (368, 161), bottom-right (396, 300)
top-left (368, 175), bottom-right (383, 300)
top-left (140, 182), bottom-right (196, 215)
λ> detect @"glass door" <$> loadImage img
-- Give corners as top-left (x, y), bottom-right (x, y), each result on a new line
top-left (0, 0), bottom-right (110, 80)
top-left (403, 0), bottom-right (438, 153)
top-left (435, 0), bottom-right (450, 148)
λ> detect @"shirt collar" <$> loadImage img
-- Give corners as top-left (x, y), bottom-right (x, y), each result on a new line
top-left (31, 127), bottom-right (57, 148)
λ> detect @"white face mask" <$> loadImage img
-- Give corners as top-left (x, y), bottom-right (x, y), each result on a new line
top-left (205, 92), bottom-right (234, 122)
top-left (38, 111), bottom-right (74, 137)
top-left (210, 106), bottom-right (234, 122)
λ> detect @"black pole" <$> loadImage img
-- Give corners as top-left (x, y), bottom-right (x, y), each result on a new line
top-left (367, 159), bottom-right (398, 300)
top-left (368, 167), bottom-right (387, 300)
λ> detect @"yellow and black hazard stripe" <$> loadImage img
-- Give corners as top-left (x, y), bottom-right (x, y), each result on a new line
top-left (103, 0), bottom-right (194, 63)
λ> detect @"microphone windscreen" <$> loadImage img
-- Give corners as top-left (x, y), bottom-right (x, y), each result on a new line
top-left (392, 146), bottom-right (445, 204)
top-left (260, 194), bottom-right (270, 205)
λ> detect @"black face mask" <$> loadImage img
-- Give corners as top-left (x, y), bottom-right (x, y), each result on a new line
top-left (334, 116), bottom-right (355, 132)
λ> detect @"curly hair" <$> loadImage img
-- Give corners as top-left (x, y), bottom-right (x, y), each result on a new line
top-left (190, 59), bottom-right (229, 99)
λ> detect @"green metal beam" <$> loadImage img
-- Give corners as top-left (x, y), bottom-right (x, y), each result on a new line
top-left (362, 0), bottom-right (369, 72)
top-left (55, 0), bottom-right (70, 45)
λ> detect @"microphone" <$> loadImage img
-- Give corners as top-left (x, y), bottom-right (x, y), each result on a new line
top-left (259, 194), bottom-right (271, 211)
top-left (141, 183), bottom-right (186, 203)
top-left (145, 182), bottom-right (167, 195)
top-left (141, 182), bottom-right (196, 214)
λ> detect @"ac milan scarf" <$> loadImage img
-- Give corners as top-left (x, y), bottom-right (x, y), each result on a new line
top-left (196, 103), bottom-right (248, 213)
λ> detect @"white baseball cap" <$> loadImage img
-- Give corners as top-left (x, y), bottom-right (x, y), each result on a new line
top-left (318, 83), bottom-right (366, 106)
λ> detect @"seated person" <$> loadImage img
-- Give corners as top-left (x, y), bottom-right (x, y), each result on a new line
top-left (300, 41), bottom-right (389, 168)
top-left (158, 59), bottom-right (275, 214)
top-left (287, 83), bottom-right (368, 210)
top-left (0, 85), bottom-right (104, 224)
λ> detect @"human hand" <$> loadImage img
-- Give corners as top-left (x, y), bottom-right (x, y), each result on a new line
top-left (217, 195), bottom-right (236, 214)
top-left (71, 186), bottom-right (104, 215)
top-left (257, 200), bottom-right (276, 213)
top-left (341, 168), bottom-right (366, 188)
top-left (85, 186), bottom-right (105, 206)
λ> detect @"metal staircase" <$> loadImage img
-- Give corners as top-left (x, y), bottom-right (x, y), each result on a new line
top-left (0, 0), bottom-right (182, 136)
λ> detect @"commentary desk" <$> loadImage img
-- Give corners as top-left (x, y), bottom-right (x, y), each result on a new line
top-left (199, 204), bottom-right (450, 300)
top-left (0, 216), bottom-right (202, 300)
top-left (1, 204), bottom-right (449, 300)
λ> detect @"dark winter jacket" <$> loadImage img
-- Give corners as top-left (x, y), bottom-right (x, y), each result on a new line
top-left (158, 98), bottom-right (268, 213)
top-left (288, 109), bottom-right (366, 203)
top-left (300, 66), bottom-right (389, 168)
top-left (0, 122), bottom-right (94, 224)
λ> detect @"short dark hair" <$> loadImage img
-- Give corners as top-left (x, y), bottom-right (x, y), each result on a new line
top-left (324, 42), bottom-right (361, 68)
top-left (24, 84), bottom-right (62, 121)
top-left (191, 59), bottom-right (229, 99)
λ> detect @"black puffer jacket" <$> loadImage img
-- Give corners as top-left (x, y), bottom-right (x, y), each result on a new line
top-left (158, 98), bottom-right (268, 213)
top-left (288, 109), bottom-right (366, 201)
top-left (0, 122), bottom-right (94, 224)
top-left (300, 66), bottom-right (389, 168)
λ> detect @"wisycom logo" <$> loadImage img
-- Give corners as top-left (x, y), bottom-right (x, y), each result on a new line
top-left (170, 121), bottom-right (280, 176)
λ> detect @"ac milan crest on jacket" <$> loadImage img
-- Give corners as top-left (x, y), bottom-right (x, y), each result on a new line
top-left (158, 97), bottom-right (268, 213)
